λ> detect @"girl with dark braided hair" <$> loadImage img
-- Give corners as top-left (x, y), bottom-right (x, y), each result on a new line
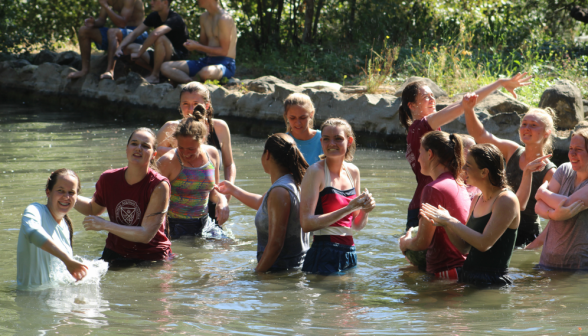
top-left (399, 131), bottom-right (470, 279)
top-left (17, 169), bottom-right (88, 289)
top-left (215, 133), bottom-right (310, 272)
top-left (421, 143), bottom-right (520, 286)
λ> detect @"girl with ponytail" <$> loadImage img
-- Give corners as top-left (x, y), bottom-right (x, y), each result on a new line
top-left (401, 74), bottom-right (531, 233)
top-left (399, 131), bottom-right (471, 279)
top-left (215, 133), bottom-right (310, 272)
top-left (157, 112), bottom-right (229, 239)
top-left (17, 169), bottom-right (88, 288)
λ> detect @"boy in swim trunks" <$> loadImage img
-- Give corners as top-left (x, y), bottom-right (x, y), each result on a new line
top-left (161, 0), bottom-right (237, 83)
top-left (67, 0), bottom-right (148, 80)
top-left (115, 0), bottom-right (189, 84)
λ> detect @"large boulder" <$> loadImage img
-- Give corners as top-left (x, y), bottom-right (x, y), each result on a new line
top-left (246, 75), bottom-right (288, 93)
top-left (394, 77), bottom-right (448, 98)
top-left (33, 63), bottom-right (67, 92)
top-left (539, 79), bottom-right (583, 129)
top-left (475, 90), bottom-right (530, 115)
top-left (32, 50), bottom-right (58, 65)
top-left (56, 51), bottom-right (82, 70)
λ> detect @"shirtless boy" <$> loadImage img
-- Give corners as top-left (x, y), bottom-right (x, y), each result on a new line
top-left (114, 0), bottom-right (189, 84)
top-left (161, 0), bottom-right (237, 83)
top-left (68, 0), bottom-right (147, 80)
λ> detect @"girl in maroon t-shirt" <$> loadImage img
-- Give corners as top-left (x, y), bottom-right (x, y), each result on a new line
top-left (399, 131), bottom-right (471, 279)
top-left (74, 128), bottom-right (172, 264)
top-left (399, 74), bottom-right (532, 232)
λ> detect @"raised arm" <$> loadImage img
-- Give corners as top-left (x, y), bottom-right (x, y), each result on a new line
top-left (82, 181), bottom-right (170, 244)
top-left (255, 187), bottom-right (291, 272)
top-left (427, 73), bottom-right (532, 131)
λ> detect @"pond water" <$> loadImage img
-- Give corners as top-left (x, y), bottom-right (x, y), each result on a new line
top-left (0, 102), bottom-right (587, 335)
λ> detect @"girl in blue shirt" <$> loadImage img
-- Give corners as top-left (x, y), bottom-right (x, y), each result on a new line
top-left (284, 93), bottom-right (323, 166)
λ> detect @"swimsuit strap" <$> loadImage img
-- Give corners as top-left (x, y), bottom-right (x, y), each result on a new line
top-left (473, 189), bottom-right (508, 214)
top-left (323, 160), bottom-right (354, 189)
top-left (175, 148), bottom-right (184, 168)
top-left (176, 148), bottom-right (212, 169)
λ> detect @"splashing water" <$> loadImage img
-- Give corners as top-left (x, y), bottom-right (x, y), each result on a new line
top-left (50, 257), bottom-right (109, 287)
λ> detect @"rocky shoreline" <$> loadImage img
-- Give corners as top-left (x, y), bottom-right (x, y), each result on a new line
top-left (0, 50), bottom-right (586, 160)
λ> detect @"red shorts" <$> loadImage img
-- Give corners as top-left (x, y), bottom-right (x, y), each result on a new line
top-left (434, 268), bottom-right (459, 280)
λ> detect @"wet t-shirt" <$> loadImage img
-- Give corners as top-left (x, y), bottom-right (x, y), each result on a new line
top-left (143, 10), bottom-right (189, 55)
top-left (421, 172), bottom-right (470, 274)
top-left (94, 167), bottom-right (171, 261)
top-left (406, 117), bottom-right (438, 210)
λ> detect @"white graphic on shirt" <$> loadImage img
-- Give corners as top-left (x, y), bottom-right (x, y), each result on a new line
top-left (115, 199), bottom-right (141, 225)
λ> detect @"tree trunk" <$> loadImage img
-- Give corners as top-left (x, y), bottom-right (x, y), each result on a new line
top-left (275, 0), bottom-right (285, 45)
top-left (347, 0), bottom-right (357, 40)
top-left (312, 0), bottom-right (325, 39)
top-left (257, 0), bottom-right (267, 45)
top-left (302, 0), bottom-right (315, 43)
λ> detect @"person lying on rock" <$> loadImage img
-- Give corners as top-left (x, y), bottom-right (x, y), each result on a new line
top-left (161, 0), bottom-right (237, 83)
top-left (67, 0), bottom-right (148, 81)
top-left (114, 0), bottom-right (189, 84)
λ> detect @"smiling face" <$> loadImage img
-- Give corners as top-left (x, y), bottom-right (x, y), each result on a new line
top-left (46, 175), bottom-right (78, 219)
top-left (321, 125), bottom-right (351, 158)
top-left (519, 114), bottom-right (548, 146)
top-left (180, 91), bottom-right (208, 118)
top-left (126, 130), bottom-right (156, 167)
top-left (177, 135), bottom-right (202, 161)
top-left (286, 105), bottom-right (314, 135)
top-left (569, 134), bottom-right (588, 172)
top-left (408, 86), bottom-right (436, 119)
top-left (463, 152), bottom-right (485, 188)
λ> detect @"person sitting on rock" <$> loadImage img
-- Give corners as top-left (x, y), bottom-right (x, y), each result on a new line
top-left (161, 0), bottom-right (237, 83)
top-left (67, 0), bottom-right (148, 80)
top-left (114, 0), bottom-right (189, 84)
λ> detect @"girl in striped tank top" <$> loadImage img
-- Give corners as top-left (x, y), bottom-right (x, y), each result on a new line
top-left (157, 112), bottom-right (229, 239)
top-left (300, 118), bottom-right (376, 275)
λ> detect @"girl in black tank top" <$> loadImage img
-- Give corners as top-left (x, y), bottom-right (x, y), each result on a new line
top-left (421, 143), bottom-right (521, 286)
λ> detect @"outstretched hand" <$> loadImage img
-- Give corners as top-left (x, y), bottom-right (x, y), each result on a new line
top-left (462, 92), bottom-right (478, 111)
top-left (502, 72), bottom-right (532, 99)
top-left (214, 180), bottom-right (235, 196)
top-left (525, 154), bottom-right (552, 174)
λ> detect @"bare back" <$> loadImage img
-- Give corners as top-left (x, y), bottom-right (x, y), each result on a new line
top-left (110, 0), bottom-right (145, 27)
top-left (201, 10), bottom-right (237, 59)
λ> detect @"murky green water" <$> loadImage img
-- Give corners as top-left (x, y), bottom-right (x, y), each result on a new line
top-left (1, 102), bottom-right (587, 335)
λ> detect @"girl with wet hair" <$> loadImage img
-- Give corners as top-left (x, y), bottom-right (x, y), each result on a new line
top-left (17, 169), bottom-right (88, 288)
top-left (401, 74), bottom-right (531, 233)
top-left (215, 133), bottom-right (310, 272)
top-left (525, 128), bottom-right (588, 270)
top-left (283, 93), bottom-right (324, 166)
top-left (299, 118), bottom-right (375, 274)
top-left (75, 128), bottom-right (172, 265)
top-left (421, 143), bottom-right (521, 286)
top-left (157, 112), bottom-right (229, 239)
top-left (463, 92), bottom-right (557, 247)
top-left (399, 131), bottom-right (471, 279)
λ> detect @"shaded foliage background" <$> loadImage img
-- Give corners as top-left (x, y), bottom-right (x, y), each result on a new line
top-left (2, 0), bottom-right (588, 82)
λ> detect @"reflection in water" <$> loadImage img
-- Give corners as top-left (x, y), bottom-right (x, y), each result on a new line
top-left (3, 102), bottom-right (588, 334)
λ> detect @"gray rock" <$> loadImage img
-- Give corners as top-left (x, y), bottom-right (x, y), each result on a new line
top-left (33, 63), bottom-right (67, 92)
top-left (223, 77), bottom-right (241, 89)
top-left (474, 90), bottom-right (530, 115)
top-left (246, 75), bottom-right (288, 93)
top-left (11, 59), bottom-right (32, 68)
top-left (539, 79), bottom-right (583, 129)
top-left (273, 83), bottom-right (305, 101)
top-left (124, 72), bottom-right (147, 92)
top-left (32, 50), bottom-right (58, 65)
top-left (211, 85), bottom-right (242, 117)
top-left (56, 51), bottom-right (82, 70)
top-left (300, 81), bottom-right (342, 91)
top-left (394, 77), bottom-right (448, 98)
top-left (485, 112), bottom-right (522, 143)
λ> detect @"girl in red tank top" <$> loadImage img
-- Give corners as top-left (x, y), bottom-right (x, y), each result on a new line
top-left (74, 128), bottom-right (172, 264)
top-left (300, 118), bottom-right (376, 275)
